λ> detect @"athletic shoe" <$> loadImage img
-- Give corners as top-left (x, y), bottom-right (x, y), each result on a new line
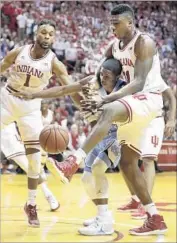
top-left (129, 213), bottom-right (167, 235)
top-left (83, 217), bottom-right (96, 226)
top-left (131, 204), bottom-right (147, 220)
top-left (24, 203), bottom-right (40, 227)
top-left (46, 156), bottom-right (79, 183)
top-left (78, 211), bottom-right (114, 236)
top-left (117, 198), bottom-right (140, 212)
top-left (46, 195), bottom-right (60, 211)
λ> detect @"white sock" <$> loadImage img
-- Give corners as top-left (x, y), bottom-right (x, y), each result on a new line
top-left (144, 203), bottom-right (158, 216)
top-left (74, 148), bottom-right (87, 165)
top-left (27, 189), bottom-right (37, 206)
top-left (41, 182), bottom-right (52, 198)
top-left (97, 204), bottom-right (108, 216)
top-left (132, 195), bottom-right (140, 202)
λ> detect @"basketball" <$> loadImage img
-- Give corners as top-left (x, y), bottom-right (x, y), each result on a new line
top-left (39, 124), bottom-right (69, 154)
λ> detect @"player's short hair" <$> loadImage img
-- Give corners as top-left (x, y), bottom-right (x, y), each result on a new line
top-left (37, 19), bottom-right (56, 29)
top-left (111, 4), bottom-right (134, 19)
top-left (97, 58), bottom-right (122, 86)
top-left (102, 58), bottom-right (122, 76)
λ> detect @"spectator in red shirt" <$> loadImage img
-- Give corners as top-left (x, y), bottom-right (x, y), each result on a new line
top-left (55, 99), bottom-right (69, 124)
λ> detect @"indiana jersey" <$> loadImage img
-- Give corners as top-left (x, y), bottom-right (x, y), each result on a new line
top-left (112, 31), bottom-right (166, 93)
top-left (7, 45), bottom-right (56, 93)
top-left (42, 109), bottom-right (53, 126)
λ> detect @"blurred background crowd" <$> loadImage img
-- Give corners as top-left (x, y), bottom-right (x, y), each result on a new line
top-left (1, 1), bottom-right (176, 173)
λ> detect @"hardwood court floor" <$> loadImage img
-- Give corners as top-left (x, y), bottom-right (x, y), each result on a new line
top-left (1, 172), bottom-right (176, 242)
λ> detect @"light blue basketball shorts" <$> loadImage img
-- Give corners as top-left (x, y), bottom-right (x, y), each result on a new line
top-left (84, 130), bottom-right (121, 173)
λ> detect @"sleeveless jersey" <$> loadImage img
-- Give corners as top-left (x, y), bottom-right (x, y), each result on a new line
top-left (42, 109), bottom-right (53, 126)
top-left (7, 45), bottom-right (56, 93)
top-left (112, 31), bottom-right (166, 93)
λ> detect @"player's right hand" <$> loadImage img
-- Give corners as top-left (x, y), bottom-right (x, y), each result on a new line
top-left (164, 119), bottom-right (176, 138)
top-left (11, 91), bottom-right (34, 100)
top-left (79, 75), bottom-right (95, 86)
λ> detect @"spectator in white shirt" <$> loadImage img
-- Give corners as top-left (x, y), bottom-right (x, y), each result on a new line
top-left (16, 11), bottom-right (27, 40)
top-left (65, 42), bottom-right (78, 72)
top-left (26, 13), bottom-right (34, 37)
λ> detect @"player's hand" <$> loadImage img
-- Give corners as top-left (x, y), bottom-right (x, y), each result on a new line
top-left (164, 119), bottom-right (176, 138)
top-left (79, 75), bottom-right (94, 86)
top-left (81, 96), bottom-right (104, 113)
top-left (11, 91), bottom-right (34, 100)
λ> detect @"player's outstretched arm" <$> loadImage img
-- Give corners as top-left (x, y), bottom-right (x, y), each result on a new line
top-left (163, 87), bottom-right (176, 138)
top-left (12, 75), bottom-right (93, 100)
top-left (0, 47), bottom-right (23, 73)
top-left (101, 35), bottom-right (156, 105)
top-left (52, 57), bottom-right (91, 107)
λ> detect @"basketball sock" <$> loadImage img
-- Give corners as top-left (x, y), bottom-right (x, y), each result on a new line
top-left (132, 195), bottom-right (140, 202)
top-left (144, 203), bottom-right (158, 216)
top-left (13, 155), bottom-right (28, 174)
top-left (27, 189), bottom-right (37, 206)
top-left (74, 148), bottom-right (87, 165)
top-left (97, 204), bottom-right (108, 216)
top-left (41, 182), bottom-right (52, 198)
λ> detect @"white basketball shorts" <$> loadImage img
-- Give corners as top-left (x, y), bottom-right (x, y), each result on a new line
top-left (115, 92), bottom-right (163, 154)
top-left (141, 116), bottom-right (165, 159)
top-left (1, 87), bottom-right (43, 147)
top-left (1, 123), bottom-right (25, 159)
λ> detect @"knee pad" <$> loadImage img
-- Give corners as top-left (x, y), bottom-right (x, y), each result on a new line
top-left (91, 159), bottom-right (107, 176)
top-left (27, 150), bottom-right (41, 179)
top-left (81, 171), bottom-right (96, 199)
top-left (81, 171), bottom-right (93, 185)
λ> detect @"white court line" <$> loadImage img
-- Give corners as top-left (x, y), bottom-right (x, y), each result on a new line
top-left (2, 215), bottom-right (136, 228)
top-left (3, 216), bottom-right (172, 242)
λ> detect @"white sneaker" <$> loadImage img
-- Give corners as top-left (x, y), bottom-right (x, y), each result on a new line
top-left (83, 217), bottom-right (96, 226)
top-left (78, 211), bottom-right (114, 236)
top-left (46, 195), bottom-right (60, 211)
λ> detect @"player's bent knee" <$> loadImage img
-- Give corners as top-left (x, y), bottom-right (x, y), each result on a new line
top-left (101, 105), bottom-right (115, 121)
top-left (81, 171), bottom-right (93, 184)
top-left (119, 159), bottom-right (134, 171)
top-left (28, 168), bottom-right (40, 179)
top-left (91, 160), bottom-right (107, 175)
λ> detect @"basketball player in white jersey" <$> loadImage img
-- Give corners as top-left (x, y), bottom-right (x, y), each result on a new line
top-left (1, 121), bottom-right (59, 211)
top-left (28, 4), bottom-right (171, 235)
top-left (11, 5), bottom-right (175, 235)
top-left (118, 85), bottom-right (176, 220)
top-left (0, 19), bottom-right (89, 227)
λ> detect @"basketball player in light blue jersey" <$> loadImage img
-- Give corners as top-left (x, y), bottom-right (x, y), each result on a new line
top-left (79, 58), bottom-right (125, 235)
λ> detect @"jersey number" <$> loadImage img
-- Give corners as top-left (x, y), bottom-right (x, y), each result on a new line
top-left (123, 71), bottom-right (130, 83)
top-left (133, 94), bottom-right (147, 100)
top-left (24, 74), bottom-right (31, 87)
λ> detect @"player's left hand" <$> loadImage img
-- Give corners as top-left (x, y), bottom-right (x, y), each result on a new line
top-left (81, 95), bottom-right (103, 113)
top-left (11, 91), bottom-right (34, 100)
top-left (164, 120), bottom-right (176, 138)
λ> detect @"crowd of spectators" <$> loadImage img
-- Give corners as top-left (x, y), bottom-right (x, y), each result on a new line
top-left (1, 1), bottom-right (176, 173)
